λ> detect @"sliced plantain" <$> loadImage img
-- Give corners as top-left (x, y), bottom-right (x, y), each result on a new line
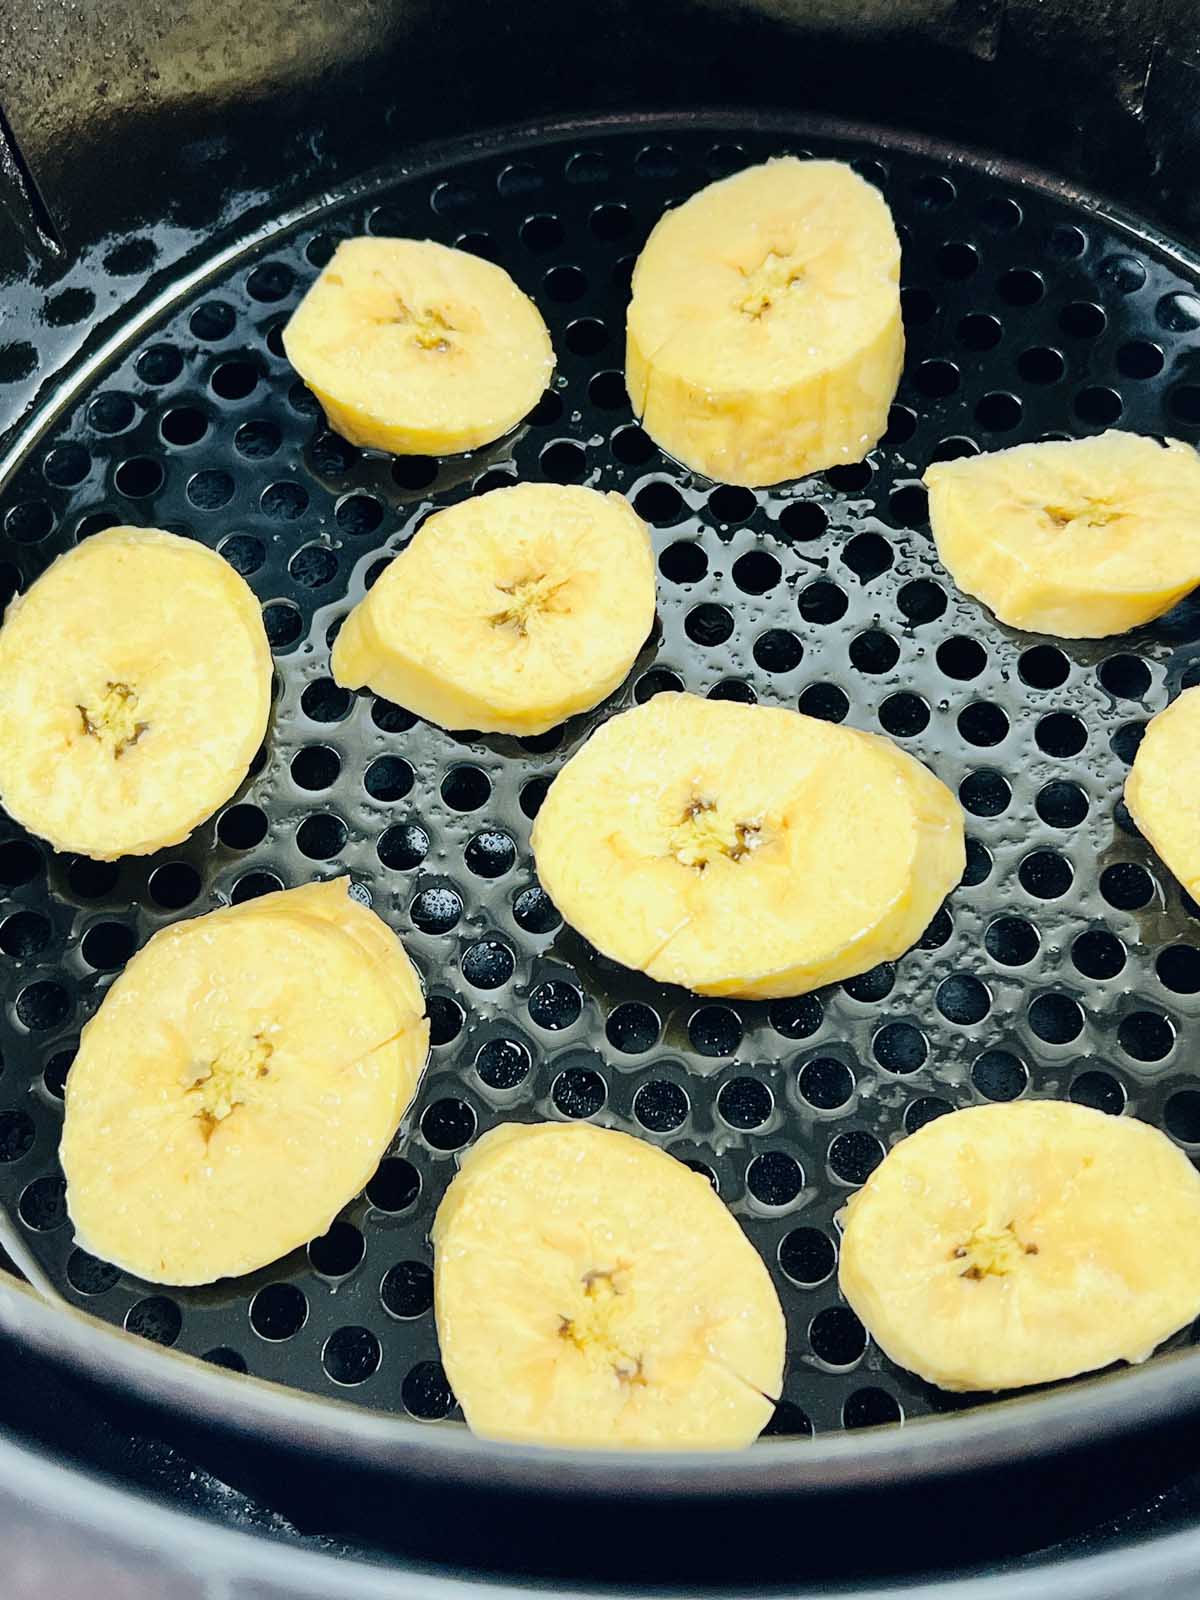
top-left (530, 693), bottom-right (964, 998)
top-left (839, 1101), bottom-right (1200, 1392)
top-left (0, 527), bottom-right (271, 862)
top-left (283, 237), bottom-right (554, 454)
top-left (433, 1121), bottom-right (785, 1448)
top-left (924, 431), bottom-right (1200, 637)
top-left (331, 483), bottom-right (656, 734)
top-left (626, 157), bottom-right (903, 487)
top-left (1125, 685), bottom-right (1200, 897)
top-left (62, 879), bottom-right (429, 1285)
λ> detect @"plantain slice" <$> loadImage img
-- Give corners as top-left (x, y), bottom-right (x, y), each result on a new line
top-left (331, 483), bottom-right (656, 734)
top-left (283, 237), bottom-right (554, 454)
top-left (1125, 685), bottom-right (1200, 900)
top-left (0, 527), bottom-right (271, 861)
top-left (626, 158), bottom-right (903, 487)
top-left (925, 431), bottom-right (1200, 637)
top-left (433, 1121), bottom-right (786, 1448)
top-left (839, 1101), bottom-right (1200, 1392)
top-left (531, 693), bottom-right (964, 998)
top-left (62, 880), bottom-right (429, 1285)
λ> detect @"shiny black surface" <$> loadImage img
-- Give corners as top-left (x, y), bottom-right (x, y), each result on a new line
top-left (2, 0), bottom-right (1200, 261)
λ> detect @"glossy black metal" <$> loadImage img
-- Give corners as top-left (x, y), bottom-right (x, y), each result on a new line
top-left (6, 1288), bottom-right (1200, 1593)
top-left (3, 0), bottom-right (1200, 257)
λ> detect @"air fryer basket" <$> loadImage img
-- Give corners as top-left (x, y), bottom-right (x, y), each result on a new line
top-left (6, 0), bottom-right (1200, 1587)
top-left (6, 109), bottom-right (1200, 1437)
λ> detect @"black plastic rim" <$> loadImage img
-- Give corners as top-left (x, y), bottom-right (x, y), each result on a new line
top-left (8, 1396), bottom-right (1200, 1600)
top-left (9, 1408), bottom-right (1200, 1600)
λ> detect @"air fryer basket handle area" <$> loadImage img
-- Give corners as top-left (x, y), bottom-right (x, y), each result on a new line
top-left (1, 0), bottom-right (1200, 259)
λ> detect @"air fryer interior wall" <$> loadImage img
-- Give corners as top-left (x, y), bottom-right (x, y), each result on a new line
top-left (4, 3), bottom-right (1200, 1596)
top-left (4, 0), bottom-right (1200, 262)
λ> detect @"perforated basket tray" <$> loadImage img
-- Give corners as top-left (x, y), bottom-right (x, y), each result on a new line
top-left (1, 112), bottom-right (1200, 1447)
